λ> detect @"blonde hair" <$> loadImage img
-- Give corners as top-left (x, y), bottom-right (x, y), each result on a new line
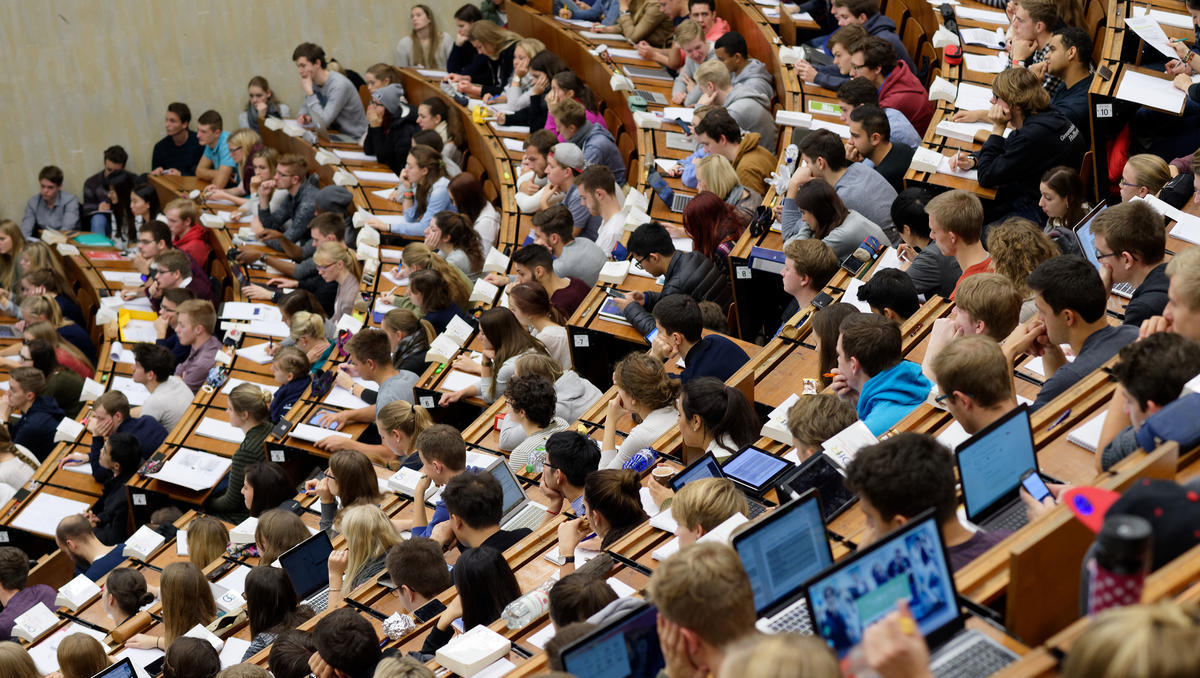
top-left (374, 656), bottom-right (435, 678)
top-left (229, 382), bottom-right (272, 423)
top-left (314, 241), bottom-right (361, 280)
top-left (24, 320), bottom-right (93, 373)
top-left (186, 516), bottom-right (230, 569)
top-left (694, 59), bottom-right (732, 89)
top-left (674, 18), bottom-right (703, 45)
top-left (468, 20), bottom-right (521, 53)
top-left (161, 562), bottom-right (217, 645)
top-left (19, 241), bottom-right (67, 282)
top-left (164, 198), bottom-right (200, 225)
top-left (1062, 601), bottom-right (1200, 678)
top-left (0, 642), bottom-right (40, 678)
top-left (289, 310), bottom-right (327, 343)
top-left (986, 217), bottom-right (1059, 297)
top-left (377, 400), bottom-right (433, 443)
top-left (1166, 246), bottom-right (1200, 312)
top-left (671, 478), bottom-right (748, 532)
top-left (228, 128), bottom-right (261, 154)
top-left (0, 220), bottom-right (26, 290)
top-left (695, 154), bottom-right (739, 198)
top-left (1124, 154), bottom-right (1172, 195)
top-left (382, 308), bottom-right (436, 344)
top-left (516, 38), bottom-right (545, 62)
top-left (930, 335), bottom-right (1014, 408)
top-left (177, 299), bottom-right (217, 334)
top-left (924, 190), bottom-right (984, 243)
top-left (787, 394), bottom-right (858, 452)
top-left (646, 543), bottom-right (756, 648)
top-left (952, 273), bottom-right (1023, 340)
top-left (57, 633), bottom-right (110, 678)
top-left (402, 243), bottom-right (471, 308)
top-left (719, 634), bottom-right (840, 678)
top-left (335, 504), bottom-right (400, 593)
top-left (20, 293), bottom-right (63, 326)
top-left (514, 353), bottom-right (564, 382)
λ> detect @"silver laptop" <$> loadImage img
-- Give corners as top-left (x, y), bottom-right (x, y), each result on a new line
top-left (955, 405), bottom-right (1043, 533)
top-left (670, 192), bottom-right (693, 213)
top-left (277, 530), bottom-right (335, 613)
top-left (488, 459), bottom-right (548, 532)
top-left (635, 89), bottom-right (668, 104)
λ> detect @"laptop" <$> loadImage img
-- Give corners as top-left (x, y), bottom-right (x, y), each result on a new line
top-left (955, 404), bottom-right (1043, 533)
top-left (634, 88), bottom-right (668, 104)
top-left (277, 530), bottom-right (335, 613)
top-left (560, 602), bottom-right (666, 678)
top-left (90, 658), bottom-right (136, 678)
top-left (804, 511), bottom-right (1018, 678)
top-left (1073, 203), bottom-right (1135, 299)
top-left (487, 458), bottom-right (548, 532)
top-left (775, 453), bottom-right (859, 522)
top-left (723, 446), bottom-right (794, 500)
top-left (670, 192), bottom-right (693, 213)
top-left (732, 490), bottom-right (835, 635)
top-left (668, 450), bottom-right (781, 518)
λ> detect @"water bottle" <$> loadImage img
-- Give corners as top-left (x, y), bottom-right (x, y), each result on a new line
top-left (1085, 514), bottom-right (1153, 615)
top-left (783, 143), bottom-right (800, 171)
top-left (501, 580), bottom-right (556, 630)
top-left (623, 447), bottom-right (657, 473)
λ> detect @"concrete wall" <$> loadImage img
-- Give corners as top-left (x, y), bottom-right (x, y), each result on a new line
top-left (0, 0), bottom-right (461, 221)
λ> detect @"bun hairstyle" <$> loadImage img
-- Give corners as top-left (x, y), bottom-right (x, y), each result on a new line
top-left (229, 383), bottom-right (272, 423)
top-left (106, 567), bottom-right (156, 617)
top-left (613, 353), bottom-right (679, 412)
top-left (584, 469), bottom-right (648, 548)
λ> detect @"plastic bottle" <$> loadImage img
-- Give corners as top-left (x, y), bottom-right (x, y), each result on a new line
top-left (501, 580), bottom-right (556, 629)
top-left (623, 447), bottom-right (657, 473)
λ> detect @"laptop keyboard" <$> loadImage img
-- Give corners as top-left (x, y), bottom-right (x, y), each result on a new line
top-left (635, 89), bottom-right (666, 104)
top-left (765, 599), bottom-right (813, 635)
top-left (1113, 282), bottom-right (1134, 299)
top-left (982, 504), bottom-right (1029, 533)
top-left (932, 635), bottom-right (1017, 678)
top-left (505, 503), bottom-right (545, 532)
top-left (747, 499), bottom-right (768, 518)
top-left (305, 590), bottom-right (331, 613)
top-left (671, 193), bottom-right (693, 212)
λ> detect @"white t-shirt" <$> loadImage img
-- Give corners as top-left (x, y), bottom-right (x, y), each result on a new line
top-left (533, 324), bottom-right (572, 371)
top-left (593, 210), bottom-right (628, 257)
top-left (140, 376), bottom-right (195, 432)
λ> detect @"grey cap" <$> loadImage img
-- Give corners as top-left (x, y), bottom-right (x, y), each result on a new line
top-left (551, 142), bottom-right (585, 171)
top-left (316, 185), bottom-right (354, 212)
top-left (372, 84), bottom-right (410, 118)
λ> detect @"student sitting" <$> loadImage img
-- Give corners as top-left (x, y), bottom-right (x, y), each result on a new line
top-left (544, 143), bottom-right (602, 239)
top-left (23, 339), bottom-right (83, 418)
top-left (396, 4), bottom-right (455, 68)
top-left (398, 425), bottom-right (472, 538)
top-left (794, 129), bottom-right (897, 239)
top-left (1045, 27), bottom-right (1095, 136)
top-left (205, 384), bottom-right (273, 523)
top-left (151, 249), bottom-right (216, 306)
top-left (847, 105), bottom-right (915, 191)
top-left (515, 130), bottom-right (559, 213)
top-left (155, 288), bottom-right (196, 365)
top-left (950, 68), bottom-right (1084, 222)
top-left (242, 567), bottom-right (314, 661)
top-left (832, 0), bottom-right (916, 73)
top-left (781, 178), bottom-right (889, 259)
top-left (1118, 154), bottom-right (1172, 204)
top-left (1038, 166), bottom-right (1090, 237)
top-left (380, 309), bottom-right (435, 376)
top-left (930, 335), bottom-right (1020, 436)
top-left (81, 145), bottom-right (127, 234)
top-left (556, 469), bottom-right (648, 575)
top-left (130, 343), bottom-right (193, 432)
top-left (0, 426), bottom-right (35, 506)
top-left (409, 269), bottom-right (474, 335)
top-left (421, 546), bottom-right (521, 656)
top-left (713, 32), bottom-right (775, 100)
top-left (798, 24), bottom-right (867, 92)
top-left (505, 374), bottom-right (570, 473)
top-left (0, 546), bottom-right (55, 641)
top-left (507, 355), bottom-right (604, 450)
top-left (693, 61), bottom-right (778, 150)
top-left (438, 471), bottom-right (533, 551)
top-left (416, 97), bottom-right (467, 168)
top-left (1006, 0), bottom-right (1062, 95)
top-left (850, 36), bottom-right (932, 135)
top-left (846, 432), bottom-right (1008, 570)
top-left (779, 238), bottom-right (840, 330)
top-left (614, 222), bottom-right (732, 336)
top-left (890, 188), bottom-right (961, 300)
top-left (540, 431), bottom-right (602, 520)
top-left (1089, 201), bottom-right (1169, 327)
top-left (450, 21), bottom-right (521, 97)
top-left (670, 19), bottom-right (717, 106)
top-left (1140, 246), bottom-right (1200, 341)
top-left (20, 165), bottom-right (80, 237)
top-left (835, 74), bottom-right (922, 149)
top-left (309, 610), bottom-right (383, 678)
top-left (363, 84), bottom-right (420, 176)
top-left (1005, 256), bottom-right (1139, 410)
top-left (55, 515), bottom-right (126, 581)
top-left (426, 212), bottom-right (484, 282)
top-left (366, 145), bottom-right (452, 237)
top-left (151, 103), bottom-right (205, 177)
top-left (443, 307), bottom-right (551, 404)
top-left (833, 313), bottom-right (931, 435)
top-left (163, 198), bottom-right (212, 267)
top-left (551, 99), bottom-right (626, 185)
top-left (255, 510), bottom-right (311, 566)
top-left (384, 538), bottom-right (453, 623)
top-left (694, 107), bottom-right (777, 196)
top-left (680, 192), bottom-right (746, 277)
top-left (238, 75), bottom-right (288, 133)
top-left (509, 282), bottom-right (572, 370)
top-left (490, 38), bottom-right (544, 109)
top-left (268, 347), bottom-right (311, 423)
top-left (535, 200), bottom-right (608, 287)
top-left (292, 42), bottom-right (368, 139)
top-left (924, 190), bottom-right (989, 298)
top-left (495, 53), bottom-right (568, 133)
top-left (19, 294), bottom-right (96, 366)
top-left (601, 353), bottom-right (680, 469)
top-left (510, 245), bottom-right (591, 318)
top-left (649, 294), bottom-right (750, 382)
top-left (254, 154), bottom-right (318, 254)
top-left (646, 543), bottom-right (757, 673)
top-left (694, 154), bottom-right (762, 223)
top-left (548, 577), bottom-right (618, 631)
top-left (857, 268), bottom-right (920, 321)
top-left (787, 393), bottom-right (858, 460)
top-left (922, 274), bottom-right (1022, 381)
top-left (194, 110), bottom-right (237, 190)
top-left (173, 300), bottom-right (222, 393)
top-left (288, 311), bottom-right (335, 373)
top-left (678, 378), bottom-right (759, 460)
top-left (448, 174), bottom-right (500, 248)
top-left (242, 463), bottom-right (298, 519)
top-left (90, 432), bottom-right (141, 545)
top-left (1096, 333), bottom-right (1200, 471)
top-left (3, 367), bottom-right (65, 461)
top-left (328, 505), bottom-right (400, 605)
top-left (671, 477), bottom-right (749, 545)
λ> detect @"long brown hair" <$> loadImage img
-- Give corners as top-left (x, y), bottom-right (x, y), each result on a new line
top-left (793, 179), bottom-right (849, 238)
top-left (409, 269), bottom-right (456, 312)
top-left (613, 353), bottom-right (679, 411)
top-left (403, 243), bottom-right (471, 308)
top-left (186, 516), bottom-right (229, 569)
top-left (585, 469), bottom-right (648, 548)
top-left (811, 303), bottom-right (859, 388)
top-left (57, 633), bottom-right (109, 678)
top-left (508, 282), bottom-right (566, 325)
top-left (161, 562), bottom-right (217, 644)
top-left (408, 144), bottom-right (447, 218)
top-left (328, 450), bottom-right (384, 509)
top-left (0, 220), bottom-right (26, 290)
top-left (479, 308), bottom-right (549, 394)
top-left (434, 211), bottom-right (484, 272)
top-left (254, 509), bottom-right (310, 564)
top-left (408, 4), bottom-right (442, 67)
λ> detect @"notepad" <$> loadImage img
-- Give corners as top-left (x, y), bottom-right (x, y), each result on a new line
top-left (221, 302), bottom-right (283, 323)
top-left (220, 378), bottom-right (279, 396)
top-left (492, 124), bottom-right (531, 134)
top-left (963, 52), bottom-right (1008, 73)
top-left (954, 82), bottom-right (995, 111)
top-left (1114, 69), bottom-right (1186, 113)
top-left (324, 385), bottom-right (370, 410)
top-left (441, 369), bottom-right (480, 393)
top-left (195, 417), bottom-right (246, 444)
top-left (107, 376), bottom-right (151, 406)
top-left (956, 6), bottom-right (1008, 23)
top-left (28, 623), bottom-right (109, 674)
top-left (352, 169), bottom-right (401, 183)
top-left (331, 149), bottom-right (377, 162)
top-left (1131, 5), bottom-right (1195, 29)
top-left (235, 342), bottom-right (275, 365)
top-left (10, 493), bottom-right (91, 536)
top-left (149, 449), bottom-right (232, 491)
top-left (1067, 411), bottom-right (1108, 452)
top-left (289, 423), bottom-right (352, 444)
top-left (102, 270), bottom-right (146, 285)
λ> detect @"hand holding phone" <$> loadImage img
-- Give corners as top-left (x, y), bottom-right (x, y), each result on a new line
top-left (1020, 469), bottom-right (1052, 503)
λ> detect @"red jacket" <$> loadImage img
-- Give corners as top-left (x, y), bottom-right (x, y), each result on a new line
top-left (878, 61), bottom-right (934, 136)
top-left (174, 222), bottom-right (212, 270)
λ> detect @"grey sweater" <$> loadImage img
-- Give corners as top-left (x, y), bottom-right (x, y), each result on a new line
top-left (555, 238), bottom-right (608, 287)
top-left (300, 71), bottom-right (368, 138)
top-left (781, 205), bottom-right (888, 260)
top-left (725, 84), bottom-right (778, 150)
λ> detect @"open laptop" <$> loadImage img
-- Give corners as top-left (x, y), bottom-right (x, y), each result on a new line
top-left (277, 530), bottom-right (335, 613)
top-left (775, 453), bottom-right (859, 522)
top-left (955, 404), bottom-right (1043, 533)
top-left (732, 490), bottom-right (835, 635)
top-left (804, 511), bottom-right (1018, 678)
top-left (560, 602), bottom-right (665, 678)
top-left (1073, 203), bottom-right (1135, 299)
top-left (90, 658), bottom-right (136, 678)
top-left (670, 192), bottom-right (693, 213)
top-left (669, 450), bottom-right (786, 518)
top-left (487, 458), bottom-right (548, 532)
top-left (634, 88), bottom-right (668, 104)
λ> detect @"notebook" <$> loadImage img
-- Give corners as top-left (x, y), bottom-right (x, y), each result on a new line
top-left (955, 405), bottom-right (1040, 532)
top-left (804, 511), bottom-right (1018, 678)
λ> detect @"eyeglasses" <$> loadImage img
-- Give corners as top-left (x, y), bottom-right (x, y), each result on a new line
top-left (1118, 180), bottom-right (1141, 188)
top-left (228, 146), bottom-right (242, 153)
top-left (935, 391), bottom-right (971, 404)
top-left (632, 256), bottom-right (646, 270)
top-left (1094, 249), bottom-right (1119, 261)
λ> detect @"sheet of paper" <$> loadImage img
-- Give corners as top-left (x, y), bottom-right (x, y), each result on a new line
top-left (936, 420), bottom-right (972, 451)
top-left (843, 277), bottom-right (872, 313)
top-left (235, 342), bottom-right (274, 365)
top-left (1131, 5), bottom-right (1195, 29)
top-left (109, 376), bottom-right (152, 406)
top-left (502, 137), bottom-right (525, 152)
top-left (963, 52), bottom-right (1008, 73)
top-left (149, 449), bottom-right (232, 491)
top-left (290, 423), bottom-right (352, 444)
top-left (217, 563), bottom-right (253, 595)
top-left (654, 158), bottom-right (681, 173)
top-left (874, 247), bottom-right (904, 273)
top-left (441, 369), bottom-right (479, 393)
top-left (473, 658), bottom-right (517, 678)
top-left (492, 124), bottom-right (531, 134)
top-left (1114, 69), bottom-right (1185, 112)
top-left (101, 270), bottom-right (146, 285)
top-left (195, 417), bottom-right (246, 444)
top-left (960, 27), bottom-right (1005, 49)
top-left (10, 493), bottom-right (91, 536)
top-left (330, 149), bottom-right (377, 162)
top-left (810, 118), bottom-right (851, 138)
top-left (220, 377), bottom-right (279, 396)
top-left (526, 623), bottom-right (557, 649)
top-left (558, 17), bottom-right (593, 27)
top-left (937, 152), bottom-right (979, 181)
top-left (221, 302), bottom-right (283, 323)
top-left (110, 342), bottom-right (136, 364)
top-left (956, 6), bottom-right (1008, 23)
top-left (661, 107), bottom-right (694, 123)
top-left (121, 319), bottom-right (159, 343)
top-left (219, 637), bottom-right (253, 668)
top-left (383, 269), bottom-right (409, 287)
top-left (954, 81), bottom-right (995, 111)
top-left (605, 47), bottom-right (643, 60)
top-left (1068, 411), bottom-right (1108, 451)
top-left (352, 169), bottom-right (401, 183)
top-left (1124, 15), bottom-right (1178, 60)
top-left (324, 385), bottom-right (370, 410)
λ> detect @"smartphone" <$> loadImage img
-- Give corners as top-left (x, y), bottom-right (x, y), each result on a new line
top-left (1020, 469), bottom-right (1051, 503)
top-left (605, 286), bottom-right (625, 298)
top-left (811, 292), bottom-right (834, 309)
top-left (1096, 64), bottom-right (1113, 81)
top-left (674, 118), bottom-right (692, 135)
top-left (413, 598), bottom-right (447, 623)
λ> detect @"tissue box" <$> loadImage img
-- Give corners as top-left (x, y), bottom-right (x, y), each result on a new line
top-left (775, 110), bottom-right (813, 128)
top-left (633, 111), bottom-right (662, 129)
top-left (435, 625), bottom-right (511, 677)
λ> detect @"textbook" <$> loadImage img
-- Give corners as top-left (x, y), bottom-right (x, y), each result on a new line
top-left (56, 574), bottom-right (102, 611)
top-left (436, 625), bottom-right (511, 677)
top-left (230, 516), bottom-right (258, 545)
top-left (598, 260), bottom-right (631, 285)
top-left (12, 603), bottom-right (59, 642)
top-left (123, 525), bottom-right (167, 561)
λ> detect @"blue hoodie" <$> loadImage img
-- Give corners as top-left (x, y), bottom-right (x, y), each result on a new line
top-left (857, 361), bottom-right (931, 436)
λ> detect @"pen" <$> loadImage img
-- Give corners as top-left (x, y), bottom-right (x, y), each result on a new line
top-left (1047, 409), bottom-right (1071, 431)
top-left (823, 372), bottom-right (837, 378)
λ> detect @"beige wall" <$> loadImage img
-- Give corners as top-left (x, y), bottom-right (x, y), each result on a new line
top-left (0, 0), bottom-right (460, 221)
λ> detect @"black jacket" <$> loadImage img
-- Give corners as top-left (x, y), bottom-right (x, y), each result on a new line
top-left (624, 251), bottom-right (731, 335)
top-left (480, 43), bottom-right (518, 97)
top-left (1123, 263), bottom-right (1170, 328)
top-left (364, 107), bottom-right (420, 175)
top-left (505, 92), bottom-right (548, 131)
top-left (448, 42), bottom-right (488, 81)
top-left (976, 108), bottom-right (1084, 219)
top-left (93, 472), bottom-right (135, 545)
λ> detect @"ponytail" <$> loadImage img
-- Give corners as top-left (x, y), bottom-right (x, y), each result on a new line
top-left (680, 378), bottom-right (760, 455)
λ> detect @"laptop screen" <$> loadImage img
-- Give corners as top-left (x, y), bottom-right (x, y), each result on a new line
top-left (805, 514), bottom-right (959, 658)
top-left (723, 447), bottom-right (791, 492)
top-left (1074, 203), bottom-right (1109, 270)
top-left (278, 531), bottom-right (333, 600)
top-left (733, 493), bottom-right (833, 614)
top-left (91, 658), bottom-right (136, 678)
top-left (957, 406), bottom-right (1036, 519)
top-left (561, 604), bottom-right (665, 678)
top-left (488, 462), bottom-right (527, 517)
top-left (670, 453), bottom-right (723, 491)
top-left (779, 454), bottom-right (858, 521)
